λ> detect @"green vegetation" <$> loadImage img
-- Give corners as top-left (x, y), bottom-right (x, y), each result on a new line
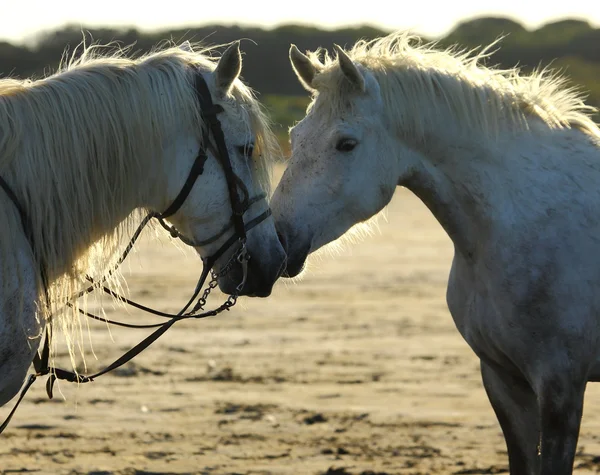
top-left (262, 95), bottom-right (310, 155)
top-left (1, 17), bottom-right (599, 152)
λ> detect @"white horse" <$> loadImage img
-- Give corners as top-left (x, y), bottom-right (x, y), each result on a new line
top-left (271, 32), bottom-right (600, 474)
top-left (0, 40), bottom-right (286, 410)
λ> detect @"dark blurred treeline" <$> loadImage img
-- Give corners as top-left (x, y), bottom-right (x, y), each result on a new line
top-left (1, 16), bottom-right (599, 111)
top-left (441, 17), bottom-right (600, 115)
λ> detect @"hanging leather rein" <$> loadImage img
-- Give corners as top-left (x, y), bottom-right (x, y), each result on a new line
top-left (0, 71), bottom-right (271, 434)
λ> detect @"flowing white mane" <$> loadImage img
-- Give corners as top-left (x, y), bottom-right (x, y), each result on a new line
top-left (306, 32), bottom-right (600, 142)
top-left (0, 41), bottom-right (278, 365)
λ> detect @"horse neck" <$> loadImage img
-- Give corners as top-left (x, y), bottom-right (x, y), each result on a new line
top-left (401, 127), bottom-right (532, 260)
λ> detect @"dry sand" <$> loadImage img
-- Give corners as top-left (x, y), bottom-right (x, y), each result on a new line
top-left (3, 165), bottom-right (600, 475)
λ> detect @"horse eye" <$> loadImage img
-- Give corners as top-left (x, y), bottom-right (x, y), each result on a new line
top-left (236, 144), bottom-right (254, 159)
top-left (335, 138), bottom-right (358, 152)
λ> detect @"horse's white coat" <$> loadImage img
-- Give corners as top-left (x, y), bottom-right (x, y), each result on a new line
top-left (0, 41), bottom-right (285, 408)
top-left (273, 33), bottom-right (600, 474)
top-left (0, 226), bottom-right (40, 406)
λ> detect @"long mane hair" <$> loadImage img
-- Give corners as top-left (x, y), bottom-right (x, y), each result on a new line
top-left (306, 32), bottom-right (600, 142)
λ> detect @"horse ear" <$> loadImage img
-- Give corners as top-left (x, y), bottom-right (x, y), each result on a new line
top-left (214, 41), bottom-right (242, 96)
top-left (290, 44), bottom-right (321, 92)
top-left (179, 40), bottom-right (193, 53)
top-left (333, 44), bottom-right (365, 93)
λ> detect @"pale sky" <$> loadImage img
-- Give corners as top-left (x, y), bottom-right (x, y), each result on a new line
top-left (1, 0), bottom-right (599, 44)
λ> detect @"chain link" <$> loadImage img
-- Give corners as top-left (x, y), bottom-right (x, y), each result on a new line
top-left (187, 239), bottom-right (248, 316)
top-left (224, 293), bottom-right (238, 309)
top-left (188, 275), bottom-right (219, 315)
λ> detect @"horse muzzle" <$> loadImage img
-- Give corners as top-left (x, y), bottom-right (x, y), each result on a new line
top-left (217, 243), bottom-right (286, 297)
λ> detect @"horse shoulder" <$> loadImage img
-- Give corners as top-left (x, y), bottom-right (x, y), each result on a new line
top-left (0, 234), bottom-right (42, 406)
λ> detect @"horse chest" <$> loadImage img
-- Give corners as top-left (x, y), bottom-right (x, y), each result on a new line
top-left (445, 254), bottom-right (517, 369)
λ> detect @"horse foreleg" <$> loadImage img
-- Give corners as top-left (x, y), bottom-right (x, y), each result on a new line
top-left (535, 374), bottom-right (586, 475)
top-left (481, 361), bottom-right (540, 475)
top-left (0, 246), bottom-right (42, 407)
top-left (0, 304), bottom-right (42, 406)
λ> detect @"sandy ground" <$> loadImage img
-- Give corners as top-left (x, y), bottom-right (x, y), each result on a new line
top-left (4, 165), bottom-right (600, 475)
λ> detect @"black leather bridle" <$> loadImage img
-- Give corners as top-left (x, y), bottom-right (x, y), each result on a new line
top-left (0, 71), bottom-right (272, 434)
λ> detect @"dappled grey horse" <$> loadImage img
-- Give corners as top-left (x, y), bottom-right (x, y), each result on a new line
top-left (272, 32), bottom-right (600, 474)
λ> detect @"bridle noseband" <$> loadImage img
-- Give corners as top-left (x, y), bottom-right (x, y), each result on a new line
top-left (0, 72), bottom-right (272, 434)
